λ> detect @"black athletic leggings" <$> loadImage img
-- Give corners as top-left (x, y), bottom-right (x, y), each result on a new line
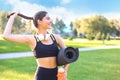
top-left (35, 67), bottom-right (58, 80)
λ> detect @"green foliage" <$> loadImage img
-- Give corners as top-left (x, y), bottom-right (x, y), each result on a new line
top-left (0, 11), bottom-right (8, 33)
top-left (62, 36), bottom-right (68, 39)
top-left (68, 36), bottom-right (74, 40)
top-left (73, 29), bottom-right (77, 36)
top-left (106, 33), bottom-right (110, 40)
top-left (70, 22), bottom-right (73, 29)
top-left (109, 19), bottom-right (120, 38)
top-left (86, 34), bottom-right (95, 40)
top-left (114, 37), bottom-right (120, 40)
top-left (95, 32), bottom-right (101, 40)
top-left (0, 11), bottom-right (26, 34)
top-left (52, 18), bottom-right (66, 34)
top-left (62, 35), bottom-right (74, 40)
top-left (101, 33), bottom-right (105, 39)
top-left (72, 15), bottom-right (119, 39)
top-left (12, 17), bottom-right (25, 33)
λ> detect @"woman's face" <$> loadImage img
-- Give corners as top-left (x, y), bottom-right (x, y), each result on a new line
top-left (38, 14), bottom-right (52, 29)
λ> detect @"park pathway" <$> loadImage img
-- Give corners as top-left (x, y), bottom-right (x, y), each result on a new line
top-left (0, 46), bottom-right (120, 60)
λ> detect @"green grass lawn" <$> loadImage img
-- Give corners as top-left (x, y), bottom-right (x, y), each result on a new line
top-left (0, 49), bottom-right (120, 80)
top-left (0, 35), bottom-right (31, 53)
top-left (0, 57), bottom-right (36, 80)
top-left (69, 49), bottom-right (120, 80)
top-left (64, 38), bottom-right (120, 48)
top-left (0, 40), bottom-right (31, 53)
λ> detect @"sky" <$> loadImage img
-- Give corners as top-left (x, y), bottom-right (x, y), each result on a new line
top-left (0, 0), bottom-right (120, 25)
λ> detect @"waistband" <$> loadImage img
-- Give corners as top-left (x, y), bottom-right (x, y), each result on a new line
top-left (38, 66), bottom-right (58, 70)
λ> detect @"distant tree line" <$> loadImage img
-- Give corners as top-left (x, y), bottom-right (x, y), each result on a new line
top-left (72, 15), bottom-right (120, 40)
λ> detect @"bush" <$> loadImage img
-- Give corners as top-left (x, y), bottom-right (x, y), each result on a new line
top-left (114, 37), bottom-right (120, 40)
top-left (95, 32), bottom-right (101, 40)
top-left (68, 36), bottom-right (74, 40)
top-left (86, 34), bottom-right (95, 40)
top-left (106, 33), bottom-right (110, 40)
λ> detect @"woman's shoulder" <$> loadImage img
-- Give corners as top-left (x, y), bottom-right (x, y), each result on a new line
top-left (51, 34), bottom-right (61, 39)
top-left (50, 34), bottom-right (63, 44)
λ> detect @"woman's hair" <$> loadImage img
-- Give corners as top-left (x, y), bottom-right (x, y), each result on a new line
top-left (7, 11), bottom-right (48, 28)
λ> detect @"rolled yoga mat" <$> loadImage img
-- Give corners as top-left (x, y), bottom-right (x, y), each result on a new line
top-left (57, 47), bottom-right (79, 66)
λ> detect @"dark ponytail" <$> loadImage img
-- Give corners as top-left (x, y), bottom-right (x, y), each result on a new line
top-left (7, 11), bottom-right (47, 28)
top-left (6, 12), bottom-right (33, 20)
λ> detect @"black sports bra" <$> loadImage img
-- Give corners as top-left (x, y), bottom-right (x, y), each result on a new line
top-left (33, 34), bottom-right (59, 58)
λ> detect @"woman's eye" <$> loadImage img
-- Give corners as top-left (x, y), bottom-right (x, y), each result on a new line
top-left (46, 17), bottom-right (50, 20)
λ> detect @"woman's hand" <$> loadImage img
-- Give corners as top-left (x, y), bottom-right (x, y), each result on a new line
top-left (63, 69), bottom-right (67, 80)
top-left (58, 68), bottom-right (67, 80)
top-left (7, 12), bottom-right (18, 19)
top-left (63, 64), bottom-right (69, 80)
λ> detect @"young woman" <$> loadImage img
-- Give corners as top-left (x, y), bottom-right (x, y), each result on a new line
top-left (3, 11), bottom-right (69, 80)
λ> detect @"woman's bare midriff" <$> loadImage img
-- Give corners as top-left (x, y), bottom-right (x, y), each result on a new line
top-left (36, 57), bottom-right (57, 68)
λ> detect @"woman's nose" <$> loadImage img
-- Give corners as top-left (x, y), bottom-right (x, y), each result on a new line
top-left (50, 19), bottom-right (53, 24)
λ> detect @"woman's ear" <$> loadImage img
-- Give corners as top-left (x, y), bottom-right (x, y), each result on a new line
top-left (37, 19), bottom-right (42, 25)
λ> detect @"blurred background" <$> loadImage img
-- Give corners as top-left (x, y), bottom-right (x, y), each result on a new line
top-left (0, 0), bottom-right (120, 40)
top-left (0, 0), bottom-right (120, 80)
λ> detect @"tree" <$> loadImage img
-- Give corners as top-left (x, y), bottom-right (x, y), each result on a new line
top-left (87, 15), bottom-right (110, 39)
top-left (0, 11), bottom-right (7, 33)
top-left (52, 18), bottom-right (60, 33)
top-left (53, 18), bottom-right (66, 34)
top-left (115, 19), bottom-right (120, 36)
top-left (109, 19), bottom-right (117, 37)
top-left (108, 19), bottom-right (120, 37)
top-left (73, 19), bottom-right (80, 36)
top-left (12, 17), bottom-right (24, 33)
top-left (73, 15), bottom-right (111, 40)
top-left (0, 11), bottom-right (25, 34)
top-left (70, 22), bottom-right (73, 29)
top-left (70, 21), bottom-right (77, 36)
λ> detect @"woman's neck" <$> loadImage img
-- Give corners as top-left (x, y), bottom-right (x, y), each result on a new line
top-left (37, 29), bottom-right (48, 35)
top-left (37, 26), bottom-right (48, 34)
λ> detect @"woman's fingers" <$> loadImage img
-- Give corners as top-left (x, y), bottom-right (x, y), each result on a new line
top-left (11, 12), bottom-right (18, 18)
top-left (7, 12), bottom-right (19, 19)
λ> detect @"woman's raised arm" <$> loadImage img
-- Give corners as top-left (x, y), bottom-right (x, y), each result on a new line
top-left (3, 13), bottom-right (31, 44)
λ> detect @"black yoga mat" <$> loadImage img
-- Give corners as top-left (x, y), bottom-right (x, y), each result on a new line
top-left (57, 47), bottom-right (79, 66)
